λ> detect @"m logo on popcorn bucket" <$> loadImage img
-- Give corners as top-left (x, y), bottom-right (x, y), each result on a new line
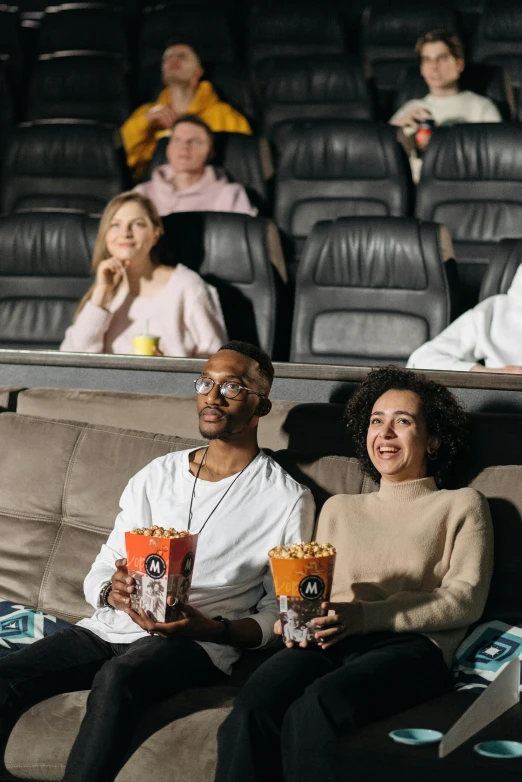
top-left (182, 552), bottom-right (194, 578)
top-left (145, 553), bottom-right (166, 579)
top-left (299, 575), bottom-right (325, 601)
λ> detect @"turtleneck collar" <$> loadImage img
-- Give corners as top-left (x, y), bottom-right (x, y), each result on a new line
top-left (378, 476), bottom-right (438, 502)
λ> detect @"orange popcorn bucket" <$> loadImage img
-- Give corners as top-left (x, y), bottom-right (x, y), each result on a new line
top-left (269, 552), bottom-right (336, 644)
top-left (125, 531), bottom-right (198, 622)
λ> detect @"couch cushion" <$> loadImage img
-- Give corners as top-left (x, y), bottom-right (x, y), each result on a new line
top-left (0, 413), bottom-right (204, 623)
top-left (0, 601), bottom-right (70, 658)
top-left (5, 686), bottom-right (237, 781)
top-left (16, 389), bottom-right (299, 451)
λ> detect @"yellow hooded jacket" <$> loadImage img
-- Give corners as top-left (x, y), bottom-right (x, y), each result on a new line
top-left (121, 80), bottom-right (252, 180)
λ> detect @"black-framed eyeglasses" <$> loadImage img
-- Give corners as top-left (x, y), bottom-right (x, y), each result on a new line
top-left (194, 377), bottom-right (265, 400)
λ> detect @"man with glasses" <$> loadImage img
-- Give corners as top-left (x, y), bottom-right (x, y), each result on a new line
top-left (122, 42), bottom-right (252, 180)
top-left (0, 341), bottom-right (314, 782)
top-left (390, 30), bottom-right (501, 180)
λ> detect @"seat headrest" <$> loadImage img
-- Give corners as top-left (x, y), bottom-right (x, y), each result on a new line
top-left (250, 2), bottom-right (344, 46)
top-left (479, 2), bottom-right (522, 41)
top-left (264, 56), bottom-right (367, 104)
top-left (4, 123), bottom-right (121, 178)
top-left (304, 217), bottom-right (430, 289)
top-left (161, 212), bottom-right (259, 284)
top-left (32, 54), bottom-right (126, 101)
top-left (0, 211), bottom-right (97, 276)
top-left (421, 124), bottom-right (522, 181)
top-left (363, 3), bottom-right (457, 46)
top-left (277, 121), bottom-right (399, 180)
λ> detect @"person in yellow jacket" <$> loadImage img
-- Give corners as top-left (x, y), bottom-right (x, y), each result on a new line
top-left (122, 43), bottom-right (252, 180)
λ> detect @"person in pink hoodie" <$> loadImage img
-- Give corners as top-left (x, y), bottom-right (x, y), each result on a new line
top-left (60, 192), bottom-right (227, 357)
top-left (133, 114), bottom-right (257, 217)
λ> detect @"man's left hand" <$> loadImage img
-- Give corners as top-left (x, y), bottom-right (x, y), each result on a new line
top-left (311, 601), bottom-right (363, 649)
top-left (126, 599), bottom-right (223, 641)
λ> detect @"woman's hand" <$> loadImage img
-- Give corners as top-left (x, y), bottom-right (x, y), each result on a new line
top-left (91, 257), bottom-right (129, 309)
top-left (311, 601), bottom-right (363, 649)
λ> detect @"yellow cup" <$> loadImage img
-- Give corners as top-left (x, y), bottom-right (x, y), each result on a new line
top-left (133, 335), bottom-right (160, 356)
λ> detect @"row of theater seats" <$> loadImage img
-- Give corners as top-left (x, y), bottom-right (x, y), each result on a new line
top-left (2, 119), bottom-right (522, 311)
top-left (0, 50), bottom-right (515, 144)
top-left (0, 209), bottom-right (519, 365)
top-left (1, 0), bottom-right (522, 120)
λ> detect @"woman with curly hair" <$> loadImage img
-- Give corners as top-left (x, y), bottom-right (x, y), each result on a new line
top-left (215, 366), bottom-right (493, 782)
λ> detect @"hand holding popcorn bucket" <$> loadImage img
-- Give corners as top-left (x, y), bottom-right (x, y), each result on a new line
top-left (269, 542), bottom-right (336, 645)
top-left (125, 526), bottom-right (198, 622)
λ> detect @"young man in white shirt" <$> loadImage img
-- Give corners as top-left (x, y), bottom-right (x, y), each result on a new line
top-left (0, 341), bottom-right (315, 782)
top-left (390, 30), bottom-right (501, 180)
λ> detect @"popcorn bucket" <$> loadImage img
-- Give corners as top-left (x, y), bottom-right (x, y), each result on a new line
top-left (125, 529), bottom-right (198, 622)
top-left (269, 543), bottom-right (336, 644)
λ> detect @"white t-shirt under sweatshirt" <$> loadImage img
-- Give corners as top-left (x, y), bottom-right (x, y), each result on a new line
top-left (407, 265), bottom-right (522, 371)
top-left (78, 448), bottom-right (315, 675)
top-left (390, 90), bottom-right (502, 128)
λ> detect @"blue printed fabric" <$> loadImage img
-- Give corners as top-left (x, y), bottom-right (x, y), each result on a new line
top-left (454, 620), bottom-right (522, 692)
top-left (0, 600), bottom-right (71, 658)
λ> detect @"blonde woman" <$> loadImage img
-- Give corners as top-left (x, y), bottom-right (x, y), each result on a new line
top-left (60, 192), bottom-right (227, 356)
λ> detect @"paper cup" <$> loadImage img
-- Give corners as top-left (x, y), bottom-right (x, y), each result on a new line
top-left (133, 335), bottom-right (160, 356)
top-left (125, 531), bottom-right (198, 622)
top-left (269, 552), bottom-right (336, 644)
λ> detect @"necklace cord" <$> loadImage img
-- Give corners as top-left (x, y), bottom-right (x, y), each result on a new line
top-left (187, 447), bottom-right (258, 535)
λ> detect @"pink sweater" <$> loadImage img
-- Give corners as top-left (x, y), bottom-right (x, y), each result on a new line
top-left (134, 165), bottom-right (257, 217)
top-left (60, 264), bottom-right (227, 357)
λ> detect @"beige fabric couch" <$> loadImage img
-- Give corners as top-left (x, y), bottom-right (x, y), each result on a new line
top-left (0, 402), bottom-right (521, 781)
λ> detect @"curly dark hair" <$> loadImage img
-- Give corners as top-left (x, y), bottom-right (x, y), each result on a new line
top-left (345, 366), bottom-right (469, 488)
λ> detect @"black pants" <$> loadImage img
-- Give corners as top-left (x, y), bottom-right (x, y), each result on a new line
top-left (0, 626), bottom-right (223, 782)
top-left (215, 632), bottom-right (452, 782)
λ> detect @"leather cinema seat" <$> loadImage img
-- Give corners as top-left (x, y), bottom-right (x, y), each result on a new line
top-left (361, 0), bottom-right (458, 111)
top-left (275, 120), bottom-right (410, 260)
top-left (0, 6), bottom-right (22, 97)
top-left (416, 123), bottom-right (522, 312)
top-left (0, 210), bottom-right (98, 349)
top-left (290, 216), bottom-right (454, 366)
top-left (37, 4), bottom-right (128, 59)
top-left (27, 53), bottom-right (130, 126)
top-left (392, 61), bottom-right (515, 121)
top-left (161, 211), bottom-right (282, 356)
top-left (0, 62), bottom-right (14, 150)
top-left (139, 1), bottom-right (236, 93)
top-left (260, 55), bottom-right (374, 142)
top-left (472, 0), bottom-right (522, 113)
top-left (247, 1), bottom-right (346, 66)
top-left (479, 237), bottom-right (522, 300)
top-left (147, 132), bottom-right (273, 214)
top-left (1, 121), bottom-right (127, 213)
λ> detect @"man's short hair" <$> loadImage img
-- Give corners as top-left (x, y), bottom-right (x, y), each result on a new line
top-left (218, 341), bottom-right (274, 388)
top-left (171, 114), bottom-right (214, 142)
top-left (414, 30), bottom-right (465, 62)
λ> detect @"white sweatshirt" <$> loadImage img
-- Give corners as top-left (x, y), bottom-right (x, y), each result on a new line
top-left (407, 265), bottom-right (522, 371)
top-left (390, 90), bottom-right (502, 128)
top-left (60, 264), bottom-right (227, 358)
top-left (78, 448), bottom-right (315, 675)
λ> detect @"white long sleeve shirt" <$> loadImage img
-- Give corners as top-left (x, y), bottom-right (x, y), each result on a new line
top-left (390, 90), bottom-right (502, 128)
top-left (60, 264), bottom-right (227, 358)
top-left (77, 448), bottom-right (315, 674)
top-left (407, 265), bottom-right (522, 371)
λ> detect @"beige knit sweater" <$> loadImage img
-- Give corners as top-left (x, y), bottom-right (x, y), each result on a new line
top-left (316, 477), bottom-right (494, 666)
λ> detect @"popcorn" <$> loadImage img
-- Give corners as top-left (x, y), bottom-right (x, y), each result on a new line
top-left (268, 541), bottom-right (336, 560)
top-left (129, 526), bottom-right (191, 539)
top-left (125, 528), bottom-right (198, 622)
